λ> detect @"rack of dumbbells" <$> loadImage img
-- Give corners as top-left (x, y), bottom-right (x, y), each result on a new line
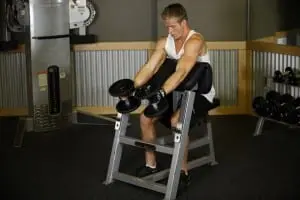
top-left (252, 67), bottom-right (300, 136)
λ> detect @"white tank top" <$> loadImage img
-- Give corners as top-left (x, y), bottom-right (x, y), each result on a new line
top-left (164, 30), bottom-right (215, 103)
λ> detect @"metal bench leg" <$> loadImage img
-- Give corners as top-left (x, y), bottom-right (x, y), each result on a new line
top-left (206, 121), bottom-right (218, 165)
top-left (253, 117), bottom-right (265, 136)
top-left (13, 117), bottom-right (33, 148)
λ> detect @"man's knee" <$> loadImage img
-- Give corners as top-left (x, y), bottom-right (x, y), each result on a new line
top-left (140, 113), bottom-right (157, 128)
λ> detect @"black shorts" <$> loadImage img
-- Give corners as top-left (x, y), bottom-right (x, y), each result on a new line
top-left (159, 92), bottom-right (213, 129)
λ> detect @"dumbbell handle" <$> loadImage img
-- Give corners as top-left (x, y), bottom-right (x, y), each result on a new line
top-left (119, 96), bottom-right (129, 100)
top-left (152, 102), bottom-right (159, 110)
top-left (274, 67), bottom-right (293, 76)
top-left (283, 67), bottom-right (294, 75)
top-left (279, 102), bottom-right (289, 106)
top-left (278, 71), bottom-right (293, 77)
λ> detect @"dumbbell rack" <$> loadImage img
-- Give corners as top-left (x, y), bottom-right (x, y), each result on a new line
top-left (253, 77), bottom-right (300, 136)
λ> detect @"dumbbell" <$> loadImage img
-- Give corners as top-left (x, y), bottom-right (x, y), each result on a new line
top-left (286, 97), bottom-right (300, 124)
top-left (265, 90), bottom-right (281, 119)
top-left (273, 67), bottom-right (293, 83)
top-left (287, 71), bottom-right (300, 86)
top-left (277, 93), bottom-right (295, 122)
top-left (252, 96), bottom-right (270, 117)
top-left (109, 79), bottom-right (141, 114)
top-left (144, 90), bottom-right (169, 118)
top-left (133, 82), bottom-right (169, 118)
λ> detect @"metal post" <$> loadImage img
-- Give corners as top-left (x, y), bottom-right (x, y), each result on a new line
top-left (246, 0), bottom-right (251, 41)
top-left (207, 121), bottom-right (218, 165)
top-left (103, 113), bottom-right (129, 185)
top-left (0, 0), bottom-right (11, 42)
top-left (164, 91), bottom-right (195, 200)
top-left (253, 117), bottom-right (265, 136)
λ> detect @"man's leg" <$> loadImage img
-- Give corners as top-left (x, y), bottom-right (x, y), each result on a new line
top-left (139, 113), bottom-right (159, 168)
top-left (170, 110), bottom-right (189, 175)
top-left (136, 93), bottom-right (174, 177)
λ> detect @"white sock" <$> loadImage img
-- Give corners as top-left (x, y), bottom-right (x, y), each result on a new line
top-left (146, 163), bottom-right (156, 169)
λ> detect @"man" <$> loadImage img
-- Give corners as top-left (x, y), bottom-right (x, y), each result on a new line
top-left (133, 3), bottom-right (215, 187)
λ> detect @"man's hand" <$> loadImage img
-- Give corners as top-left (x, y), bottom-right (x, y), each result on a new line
top-left (143, 88), bottom-right (169, 118)
top-left (147, 88), bottom-right (167, 104)
top-left (134, 38), bottom-right (167, 88)
top-left (162, 36), bottom-right (204, 94)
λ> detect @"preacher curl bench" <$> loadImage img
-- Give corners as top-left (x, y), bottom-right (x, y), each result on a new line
top-left (104, 59), bottom-right (220, 200)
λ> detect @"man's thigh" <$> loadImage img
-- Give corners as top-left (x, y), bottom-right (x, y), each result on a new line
top-left (173, 93), bottom-right (213, 128)
top-left (158, 92), bottom-right (212, 129)
top-left (158, 93), bottom-right (175, 129)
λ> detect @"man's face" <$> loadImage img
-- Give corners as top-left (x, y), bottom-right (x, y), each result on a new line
top-left (163, 17), bottom-right (185, 40)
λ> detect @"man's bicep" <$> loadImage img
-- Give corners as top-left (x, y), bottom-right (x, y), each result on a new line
top-left (145, 38), bottom-right (166, 71)
top-left (175, 39), bottom-right (202, 73)
top-left (161, 39), bottom-right (203, 93)
top-left (146, 49), bottom-right (166, 70)
top-left (182, 38), bottom-right (202, 61)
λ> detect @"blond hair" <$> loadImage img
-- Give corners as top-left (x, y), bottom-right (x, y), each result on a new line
top-left (161, 3), bottom-right (188, 22)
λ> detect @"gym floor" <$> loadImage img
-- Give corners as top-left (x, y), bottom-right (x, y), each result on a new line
top-left (0, 114), bottom-right (300, 200)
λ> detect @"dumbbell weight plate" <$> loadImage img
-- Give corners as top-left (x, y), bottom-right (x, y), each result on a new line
top-left (280, 103), bottom-right (295, 123)
top-left (285, 67), bottom-right (293, 74)
top-left (252, 96), bottom-right (269, 117)
top-left (293, 97), bottom-right (300, 107)
top-left (286, 107), bottom-right (300, 124)
top-left (267, 101), bottom-right (278, 119)
top-left (266, 90), bottom-right (280, 102)
top-left (270, 93), bottom-right (294, 121)
top-left (285, 97), bottom-right (300, 124)
top-left (144, 97), bottom-right (169, 118)
top-left (285, 67), bottom-right (295, 84)
top-left (273, 71), bottom-right (284, 83)
top-left (116, 96), bottom-right (141, 114)
top-left (109, 79), bottom-right (135, 97)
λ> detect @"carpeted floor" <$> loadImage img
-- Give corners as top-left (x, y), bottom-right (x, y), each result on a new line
top-left (0, 114), bottom-right (300, 200)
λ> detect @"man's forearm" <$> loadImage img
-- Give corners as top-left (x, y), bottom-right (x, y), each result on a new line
top-left (161, 58), bottom-right (196, 94)
top-left (161, 69), bottom-right (186, 94)
top-left (134, 47), bottom-right (166, 88)
top-left (134, 66), bottom-right (154, 88)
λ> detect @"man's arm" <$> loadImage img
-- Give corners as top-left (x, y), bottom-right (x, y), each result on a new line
top-left (162, 37), bottom-right (203, 94)
top-left (134, 38), bottom-right (167, 88)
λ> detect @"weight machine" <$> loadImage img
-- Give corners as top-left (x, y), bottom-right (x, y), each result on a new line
top-left (0, 0), bottom-right (97, 51)
top-left (7, 0), bottom-right (105, 148)
top-left (0, 0), bottom-right (125, 148)
top-left (12, 0), bottom-right (73, 147)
